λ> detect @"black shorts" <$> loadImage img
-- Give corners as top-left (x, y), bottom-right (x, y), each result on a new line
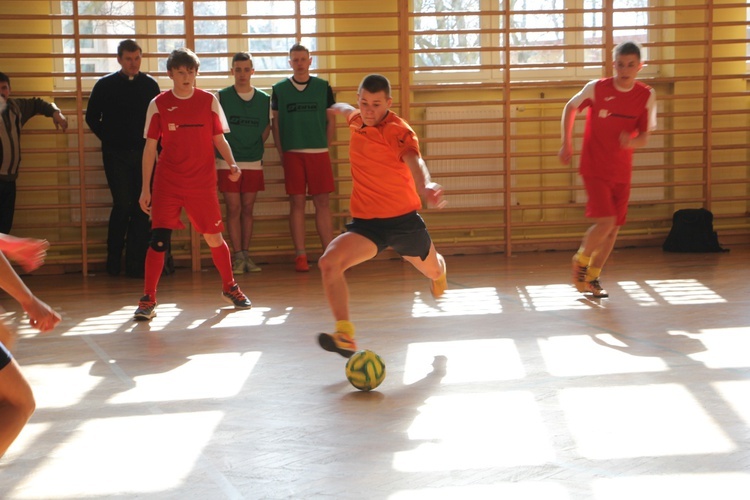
top-left (346, 211), bottom-right (433, 261)
top-left (0, 341), bottom-right (11, 371)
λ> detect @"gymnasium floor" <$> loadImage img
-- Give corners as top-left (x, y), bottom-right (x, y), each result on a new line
top-left (1, 245), bottom-right (749, 499)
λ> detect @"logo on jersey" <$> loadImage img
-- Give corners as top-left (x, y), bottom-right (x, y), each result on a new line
top-left (604, 96), bottom-right (616, 102)
top-left (286, 102), bottom-right (318, 112)
top-left (167, 106), bottom-right (179, 111)
top-left (229, 116), bottom-right (260, 127)
top-left (168, 122), bottom-right (205, 131)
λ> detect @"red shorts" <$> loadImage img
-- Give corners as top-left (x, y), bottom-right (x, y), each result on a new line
top-left (150, 188), bottom-right (224, 234)
top-left (583, 176), bottom-right (630, 226)
top-left (218, 169), bottom-right (265, 193)
top-left (282, 151), bottom-right (334, 196)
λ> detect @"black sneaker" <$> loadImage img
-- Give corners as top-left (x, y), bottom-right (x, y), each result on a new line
top-left (134, 295), bottom-right (157, 320)
top-left (222, 284), bottom-right (252, 309)
top-left (318, 332), bottom-right (358, 358)
top-left (584, 279), bottom-right (609, 298)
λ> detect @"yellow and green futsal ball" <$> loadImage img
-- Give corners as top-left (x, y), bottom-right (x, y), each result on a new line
top-left (345, 349), bottom-right (386, 391)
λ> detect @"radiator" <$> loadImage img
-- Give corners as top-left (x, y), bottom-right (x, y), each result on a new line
top-left (424, 106), bottom-right (505, 208)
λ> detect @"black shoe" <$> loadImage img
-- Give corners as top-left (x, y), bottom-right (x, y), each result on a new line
top-left (134, 295), bottom-right (157, 320)
top-left (106, 254), bottom-right (121, 276)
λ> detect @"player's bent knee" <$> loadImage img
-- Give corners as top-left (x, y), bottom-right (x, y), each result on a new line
top-left (150, 228), bottom-right (172, 252)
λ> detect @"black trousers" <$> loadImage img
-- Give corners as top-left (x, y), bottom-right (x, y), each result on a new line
top-left (103, 149), bottom-right (151, 277)
top-left (0, 180), bottom-right (16, 234)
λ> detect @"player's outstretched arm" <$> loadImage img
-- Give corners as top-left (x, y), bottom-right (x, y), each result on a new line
top-left (402, 151), bottom-right (446, 209)
top-left (329, 102), bottom-right (356, 118)
top-left (0, 234), bottom-right (48, 273)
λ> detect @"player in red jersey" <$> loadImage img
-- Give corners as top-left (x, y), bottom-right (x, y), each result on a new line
top-left (559, 41), bottom-right (657, 299)
top-left (134, 48), bottom-right (251, 320)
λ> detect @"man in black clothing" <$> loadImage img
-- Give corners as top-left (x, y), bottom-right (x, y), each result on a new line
top-left (0, 73), bottom-right (68, 234)
top-left (86, 39), bottom-right (160, 277)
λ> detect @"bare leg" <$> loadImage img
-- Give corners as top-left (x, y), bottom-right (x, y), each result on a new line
top-left (579, 216), bottom-right (618, 261)
top-left (240, 192), bottom-right (258, 251)
top-left (402, 243), bottom-right (446, 281)
top-left (0, 358), bottom-right (35, 458)
top-left (318, 232), bottom-right (378, 321)
top-left (312, 192), bottom-right (333, 251)
top-left (289, 194), bottom-right (307, 255)
top-left (222, 191), bottom-right (242, 253)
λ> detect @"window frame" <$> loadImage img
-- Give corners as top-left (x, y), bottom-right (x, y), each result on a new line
top-left (411, 0), bottom-right (659, 85)
top-left (51, 1), bottom-right (326, 92)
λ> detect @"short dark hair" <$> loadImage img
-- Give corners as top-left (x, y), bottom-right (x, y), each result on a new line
top-left (0, 72), bottom-right (10, 87)
top-left (118, 39), bottom-right (142, 58)
top-left (232, 52), bottom-right (252, 67)
top-left (359, 74), bottom-right (391, 98)
top-left (167, 48), bottom-right (200, 71)
top-left (289, 43), bottom-right (309, 57)
top-left (614, 41), bottom-right (642, 60)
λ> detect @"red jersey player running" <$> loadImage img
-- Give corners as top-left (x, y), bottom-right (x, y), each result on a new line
top-left (317, 74), bottom-right (447, 358)
top-left (559, 41), bottom-right (657, 299)
top-left (134, 48), bottom-right (251, 320)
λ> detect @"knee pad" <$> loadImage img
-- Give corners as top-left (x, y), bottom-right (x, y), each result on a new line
top-left (150, 228), bottom-right (172, 252)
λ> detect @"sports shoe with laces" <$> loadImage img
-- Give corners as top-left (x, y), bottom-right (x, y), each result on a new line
top-left (584, 279), bottom-right (609, 298)
top-left (232, 253), bottom-right (246, 275)
top-left (430, 269), bottom-right (448, 298)
top-left (134, 295), bottom-right (157, 321)
top-left (222, 284), bottom-right (252, 309)
top-left (295, 254), bottom-right (309, 272)
top-left (571, 255), bottom-right (588, 293)
top-left (318, 331), bottom-right (358, 358)
top-left (245, 257), bottom-right (261, 273)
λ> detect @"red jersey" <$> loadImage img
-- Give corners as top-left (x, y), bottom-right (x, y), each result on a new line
top-left (575, 78), bottom-right (656, 183)
top-left (347, 110), bottom-right (423, 219)
top-left (144, 88), bottom-right (229, 192)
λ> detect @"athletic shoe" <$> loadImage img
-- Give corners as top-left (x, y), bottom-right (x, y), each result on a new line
top-left (318, 331), bottom-right (358, 358)
top-left (232, 253), bottom-right (246, 275)
top-left (134, 295), bottom-right (157, 321)
top-left (295, 254), bottom-right (309, 272)
top-left (584, 279), bottom-right (609, 298)
top-left (430, 269), bottom-right (448, 298)
top-left (571, 255), bottom-right (588, 293)
top-left (245, 257), bottom-right (262, 273)
top-left (222, 284), bottom-right (252, 309)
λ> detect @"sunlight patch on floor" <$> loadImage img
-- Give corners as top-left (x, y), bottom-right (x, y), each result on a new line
top-left (646, 279), bottom-right (726, 305)
top-left (412, 287), bottom-right (501, 317)
top-left (389, 481), bottom-right (570, 500)
top-left (206, 307), bottom-right (274, 328)
top-left (539, 335), bottom-right (668, 376)
top-left (108, 352), bottom-right (260, 404)
top-left (561, 384), bottom-right (735, 459)
top-left (393, 391), bottom-right (554, 471)
top-left (591, 473), bottom-right (750, 500)
top-left (685, 327), bottom-right (750, 369)
top-left (22, 361), bottom-right (99, 409)
top-left (404, 339), bottom-right (525, 385)
top-left (12, 412), bottom-right (224, 499)
top-left (618, 280), bottom-right (659, 306)
top-left (712, 380), bottom-right (750, 427)
top-left (522, 284), bottom-right (590, 311)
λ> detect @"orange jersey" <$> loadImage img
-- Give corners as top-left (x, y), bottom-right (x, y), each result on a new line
top-left (347, 110), bottom-right (422, 219)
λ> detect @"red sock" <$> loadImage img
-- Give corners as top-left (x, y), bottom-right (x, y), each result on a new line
top-left (143, 248), bottom-right (164, 300)
top-left (210, 241), bottom-right (236, 292)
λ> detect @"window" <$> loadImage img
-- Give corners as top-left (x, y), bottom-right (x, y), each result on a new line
top-left (246, 0), bottom-right (319, 73)
top-left (54, 1), bottom-right (319, 88)
top-left (412, 0), bottom-right (653, 82)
